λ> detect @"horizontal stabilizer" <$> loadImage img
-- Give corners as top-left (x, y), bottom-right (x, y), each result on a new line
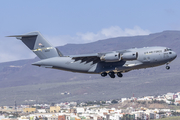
top-left (7, 35), bottom-right (37, 38)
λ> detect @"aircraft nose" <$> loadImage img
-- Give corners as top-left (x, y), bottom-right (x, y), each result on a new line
top-left (172, 51), bottom-right (177, 59)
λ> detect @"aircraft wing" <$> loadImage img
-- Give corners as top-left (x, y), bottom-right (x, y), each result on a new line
top-left (70, 50), bottom-right (128, 64)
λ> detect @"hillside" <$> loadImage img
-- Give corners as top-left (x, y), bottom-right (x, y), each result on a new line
top-left (0, 30), bottom-right (180, 105)
top-left (157, 116), bottom-right (180, 120)
top-left (109, 101), bottom-right (180, 110)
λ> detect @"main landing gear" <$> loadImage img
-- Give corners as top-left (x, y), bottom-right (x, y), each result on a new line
top-left (108, 72), bottom-right (115, 78)
top-left (101, 72), bottom-right (123, 78)
top-left (117, 72), bottom-right (123, 77)
top-left (101, 72), bottom-right (107, 77)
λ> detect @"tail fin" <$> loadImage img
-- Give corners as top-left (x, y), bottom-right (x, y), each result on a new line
top-left (8, 31), bottom-right (63, 59)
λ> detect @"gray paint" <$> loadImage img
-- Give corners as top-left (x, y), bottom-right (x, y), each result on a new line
top-left (8, 32), bottom-right (60, 59)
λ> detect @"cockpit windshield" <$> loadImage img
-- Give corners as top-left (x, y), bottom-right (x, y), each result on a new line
top-left (164, 48), bottom-right (172, 52)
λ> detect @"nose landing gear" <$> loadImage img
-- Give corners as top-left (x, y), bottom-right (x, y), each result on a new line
top-left (166, 62), bottom-right (170, 70)
top-left (166, 66), bottom-right (170, 70)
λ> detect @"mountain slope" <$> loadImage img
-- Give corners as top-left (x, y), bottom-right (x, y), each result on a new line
top-left (0, 30), bottom-right (180, 105)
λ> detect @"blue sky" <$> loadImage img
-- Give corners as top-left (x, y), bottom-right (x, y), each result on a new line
top-left (0, 0), bottom-right (180, 62)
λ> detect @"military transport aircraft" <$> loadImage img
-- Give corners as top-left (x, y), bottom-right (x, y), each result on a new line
top-left (8, 32), bottom-right (177, 78)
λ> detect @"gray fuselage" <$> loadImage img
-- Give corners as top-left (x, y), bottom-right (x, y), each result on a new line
top-left (32, 46), bottom-right (177, 74)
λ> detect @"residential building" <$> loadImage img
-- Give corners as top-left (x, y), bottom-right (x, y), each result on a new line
top-left (50, 106), bottom-right (61, 113)
top-left (23, 108), bottom-right (36, 113)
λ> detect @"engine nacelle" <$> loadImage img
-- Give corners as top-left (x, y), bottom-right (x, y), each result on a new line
top-left (121, 52), bottom-right (138, 61)
top-left (100, 53), bottom-right (121, 62)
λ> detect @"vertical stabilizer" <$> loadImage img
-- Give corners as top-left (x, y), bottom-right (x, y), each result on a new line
top-left (8, 32), bottom-right (63, 59)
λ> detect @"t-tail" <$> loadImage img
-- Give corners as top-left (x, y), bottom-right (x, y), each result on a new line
top-left (7, 31), bottom-right (63, 59)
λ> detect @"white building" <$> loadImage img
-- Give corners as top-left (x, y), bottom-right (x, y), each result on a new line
top-left (37, 109), bottom-right (46, 113)
top-left (76, 107), bottom-right (85, 113)
top-left (121, 98), bottom-right (127, 102)
top-left (155, 114), bottom-right (160, 119)
top-left (165, 93), bottom-right (174, 100)
top-left (166, 100), bottom-right (172, 104)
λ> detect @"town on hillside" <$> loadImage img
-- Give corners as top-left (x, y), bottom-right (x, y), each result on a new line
top-left (1, 92), bottom-right (180, 120)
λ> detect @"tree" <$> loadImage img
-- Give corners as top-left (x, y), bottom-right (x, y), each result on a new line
top-left (101, 101), bottom-right (106, 104)
top-left (111, 100), bottom-right (118, 104)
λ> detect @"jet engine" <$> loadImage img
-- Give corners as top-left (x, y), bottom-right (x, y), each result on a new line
top-left (100, 53), bottom-right (121, 62)
top-left (121, 52), bottom-right (138, 61)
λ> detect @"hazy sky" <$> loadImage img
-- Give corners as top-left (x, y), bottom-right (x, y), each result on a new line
top-left (0, 0), bottom-right (180, 62)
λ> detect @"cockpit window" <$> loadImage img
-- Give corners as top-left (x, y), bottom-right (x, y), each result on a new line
top-left (167, 48), bottom-right (172, 51)
top-left (164, 48), bottom-right (172, 52)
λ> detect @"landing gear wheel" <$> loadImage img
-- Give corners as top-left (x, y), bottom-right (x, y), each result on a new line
top-left (117, 72), bottom-right (123, 77)
top-left (108, 72), bottom-right (115, 78)
top-left (101, 72), bottom-right (107, 77)
top-left (110, 75), bottom-right (115, 78)
top-left (166, 66), bottom-right (170, 70)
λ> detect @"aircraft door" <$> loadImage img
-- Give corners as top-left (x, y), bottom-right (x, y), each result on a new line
top-left (141, 51), bottom-right (150, 63)
top-left (143, 56), bottom-right (151, 63)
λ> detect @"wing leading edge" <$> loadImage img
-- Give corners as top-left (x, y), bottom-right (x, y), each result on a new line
top-left (70, 50), bottom-right (128, 65)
